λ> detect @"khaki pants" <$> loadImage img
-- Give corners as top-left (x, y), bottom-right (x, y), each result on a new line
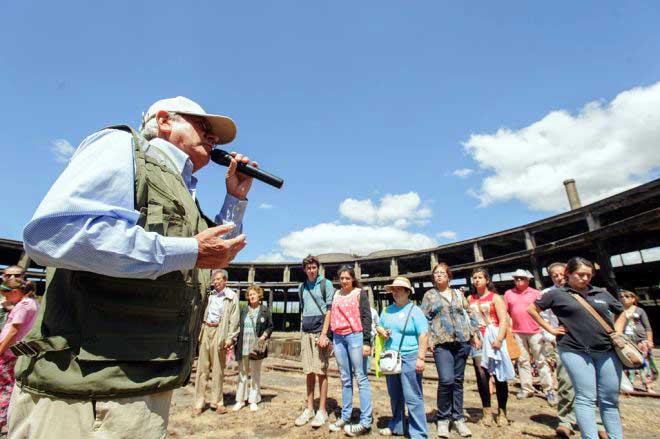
top-left (194, 325), bottom-right (227, 409)
top-left (8, 384), bottom-right (171, 439)
top-left (236, 357), bottom-right (263, 404)
top-left (514, 332), bottom-right (553, 394)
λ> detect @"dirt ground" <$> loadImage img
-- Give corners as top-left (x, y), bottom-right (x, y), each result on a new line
top-left (167, 356), bottom-right (660, 439)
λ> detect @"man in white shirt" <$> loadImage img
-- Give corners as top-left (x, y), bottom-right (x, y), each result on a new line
top-left (194, 269), bottom-right (240, 415)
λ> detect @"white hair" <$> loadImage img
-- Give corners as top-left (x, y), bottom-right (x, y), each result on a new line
top-left (140, 111), bottom-right (180, 140)
top-left (211, 269), bottom-right (229, 281)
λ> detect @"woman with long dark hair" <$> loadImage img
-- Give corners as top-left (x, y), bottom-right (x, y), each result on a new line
top-left (528, 257), bottom-right (627, 439)
top-left (467, 268), bottom-right (513, 427)
top-left (326, 266), bottom-right (372, 436)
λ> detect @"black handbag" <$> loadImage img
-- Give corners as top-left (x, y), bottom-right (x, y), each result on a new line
top-left (249, 338), bottom-right (268, 360)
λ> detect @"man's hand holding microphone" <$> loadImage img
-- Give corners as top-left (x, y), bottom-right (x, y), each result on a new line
top-left (195, 152), bottom-right (256, 268)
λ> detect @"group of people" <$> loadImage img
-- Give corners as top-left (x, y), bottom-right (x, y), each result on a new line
top-left (193, 269), bottom-right (274, 415)
top-left (292, 255), bottom-right (655, 439)
top-left (0, 96), bottom-right (654, 439)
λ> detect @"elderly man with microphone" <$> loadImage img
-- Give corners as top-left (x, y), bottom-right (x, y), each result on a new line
top-left (11, 97), bottom-right (275, 438)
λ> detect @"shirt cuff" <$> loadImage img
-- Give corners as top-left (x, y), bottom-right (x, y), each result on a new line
top-left (160, 236), bottom-right (199, 274)
top-left (215, 194), bottom-right (248, 237)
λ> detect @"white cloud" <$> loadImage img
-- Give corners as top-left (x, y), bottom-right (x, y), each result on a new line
top-left (436, 231), bottom-right (457, 240)
top-left (452, 168), bottom-right (474, 178)
top-left (339, 192), bottom-right (431, 227)
top-left (51, 139), bottom-right (75, 163)
top-left (277, 223), bottom-right (437, 258)
top-left (463, 82), bottom-right (660, 211)
top-left (339, 198), bottom-right (377, 224)
top-left (259, 203), bottom-right (275, 209)
top-left (254, 252), bottom-right (290, 262)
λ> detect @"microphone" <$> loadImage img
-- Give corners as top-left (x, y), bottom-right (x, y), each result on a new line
top-left (210, 149), bottom-right (284, 189)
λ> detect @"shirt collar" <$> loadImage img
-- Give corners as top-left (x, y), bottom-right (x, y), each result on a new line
top-left (305, 276), bottom-right (322, 288)
top-left (148, 138), bottom-right (198, 196)
top-left (213, 287), bottom-right (235, 300)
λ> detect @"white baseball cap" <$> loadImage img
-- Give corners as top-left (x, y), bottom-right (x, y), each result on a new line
top-left (140, 96), bottom-right (237, 145)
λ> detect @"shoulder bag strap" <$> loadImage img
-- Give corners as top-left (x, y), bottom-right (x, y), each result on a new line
top-left (306, 283), bottom-right (327, 316)
top-left (397, 304), bottom-right (415, 352)
top-left (570, 292), bottom-right (614, 334)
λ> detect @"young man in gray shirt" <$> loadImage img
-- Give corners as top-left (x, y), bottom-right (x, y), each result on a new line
top-left (294, 255), bottom-right (334, 428)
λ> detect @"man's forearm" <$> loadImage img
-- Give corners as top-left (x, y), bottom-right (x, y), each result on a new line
top-left (320, 312), bottom-right (331, 337)
top-left (24, 216), bottom-right (198, 279)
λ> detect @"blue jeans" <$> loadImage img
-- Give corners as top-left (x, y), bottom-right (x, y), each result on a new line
top-left (385, 352), bottom-right (428, 438)
top-left (559, 349), bottom-right (623, 439)
top-left (333, 332), bottom-right (373, 428)
top-left (433, 342), bottom-right (471, 421)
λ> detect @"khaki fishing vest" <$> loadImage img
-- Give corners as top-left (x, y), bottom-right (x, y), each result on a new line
top-left (13, 126), bottom-right (211, 399)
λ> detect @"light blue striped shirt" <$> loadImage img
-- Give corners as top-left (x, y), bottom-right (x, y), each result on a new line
top-left (23, 128), bottom-right (247, 280)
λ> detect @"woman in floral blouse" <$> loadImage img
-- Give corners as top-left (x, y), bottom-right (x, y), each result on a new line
top-left (421, 263), bottom-right (480, 438)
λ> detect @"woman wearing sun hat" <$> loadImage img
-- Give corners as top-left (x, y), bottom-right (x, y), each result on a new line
top-left (376, 276), bottom-right (429, 438)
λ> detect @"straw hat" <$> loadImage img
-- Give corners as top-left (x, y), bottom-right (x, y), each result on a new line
top-left (384, 276), bottom-right (415, 294)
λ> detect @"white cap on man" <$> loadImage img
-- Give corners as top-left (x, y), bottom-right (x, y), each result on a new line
top-left (141, 96), bottom-right (237, 145)
top-left (511, 269), bottom-right (533, 279)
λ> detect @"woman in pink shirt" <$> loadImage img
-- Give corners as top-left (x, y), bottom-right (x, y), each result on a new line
top-left (0, 280), bottom-right (39, 431)
top-left (326, 266), bottom-right (372, 436)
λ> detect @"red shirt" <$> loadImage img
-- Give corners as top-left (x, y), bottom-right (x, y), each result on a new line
top-left (468, 291), bottom-right (500, 335)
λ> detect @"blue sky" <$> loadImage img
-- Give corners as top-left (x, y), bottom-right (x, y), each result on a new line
top-left (2, 2), bottom-right (660, 262)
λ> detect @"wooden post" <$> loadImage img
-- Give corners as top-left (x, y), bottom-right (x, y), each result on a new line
top-left (473, 242), bottom-right (484, 262)
top-left (430, 253), bottom-right (438, 270)
top-left (390, 258), bottom-right (399, 277)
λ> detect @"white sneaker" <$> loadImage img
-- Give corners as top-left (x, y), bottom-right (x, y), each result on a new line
top-left (232, 402), bottom-right (245, 412)
top-left (250, 402), bottom-right (259, 411)
top-left (295, 409), bottom-right (315, 426)
top-left (437, 420), bottom-right (450, 438)
top-left (344, 424), bottom-right (370, 437)
top-left (454, 419), bottom-right (472, 437)
top-left (310, 409), bottom-right (328, 428)
top-left (328, 419), bottom-right (346, 432)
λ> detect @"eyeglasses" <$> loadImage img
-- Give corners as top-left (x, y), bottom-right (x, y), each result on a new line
top-left (2, 273), bottom-right (23, 279)
top-left (433, 272), bottom-right (448, 276)
top-left (179, 114), bottom-right (212, 136)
